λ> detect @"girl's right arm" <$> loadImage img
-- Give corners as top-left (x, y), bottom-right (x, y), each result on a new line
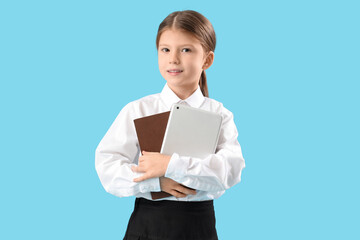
top-left (95, 102), bottom-right (161, 198)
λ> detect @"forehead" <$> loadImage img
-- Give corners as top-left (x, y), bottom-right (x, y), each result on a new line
top-left (159, 28), bottom-right (202, 46)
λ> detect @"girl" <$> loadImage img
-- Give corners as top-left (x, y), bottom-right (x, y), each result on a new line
top-left (95, 10), bottom-right (245, 240)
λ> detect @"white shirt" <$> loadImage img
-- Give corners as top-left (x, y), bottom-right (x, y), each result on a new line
top-left (95, 83), bottom-right (245, 201)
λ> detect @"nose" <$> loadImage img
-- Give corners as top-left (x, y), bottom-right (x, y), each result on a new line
top-left (169, 51), bottom-right (180, 64)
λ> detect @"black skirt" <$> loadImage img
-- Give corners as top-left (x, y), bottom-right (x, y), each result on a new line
top-left (123, 197), bottom-right (218, 240)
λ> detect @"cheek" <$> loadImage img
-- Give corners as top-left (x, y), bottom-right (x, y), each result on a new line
top-left (186, 56), bottom-right (203, 69)
top-left (185, 62), bottom-right (202, 73)
top-left (158, 57), bottom-right (166, 68)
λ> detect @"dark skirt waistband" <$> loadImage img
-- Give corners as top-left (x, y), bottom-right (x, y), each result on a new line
top-left (135, 197), bottom-right (214, 211)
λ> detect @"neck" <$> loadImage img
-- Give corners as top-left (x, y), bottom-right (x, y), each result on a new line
top-left (168, 84), bottom-right (198, 100)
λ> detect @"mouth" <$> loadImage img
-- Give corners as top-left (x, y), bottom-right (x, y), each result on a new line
top-left (167, 69), bottom-right (183, 73)
top-left (167, 69), bottom-right (183, 76)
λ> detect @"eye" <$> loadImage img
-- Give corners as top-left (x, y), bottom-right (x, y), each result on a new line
top-left (182, 48), bottom-right (191, 52)
top-left (161, 48), bottom-right (169, 52)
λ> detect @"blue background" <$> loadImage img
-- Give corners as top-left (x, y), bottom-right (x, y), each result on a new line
top-left (1, 0), bottom-right (359, 239)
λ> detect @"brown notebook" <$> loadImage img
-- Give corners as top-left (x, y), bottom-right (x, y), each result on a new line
top-left (133, 111), bottom-right (172, 200)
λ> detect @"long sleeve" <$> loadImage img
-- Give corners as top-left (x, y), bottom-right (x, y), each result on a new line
top-left (164, 105), bottom-right (245, 192)
top-left (95, 102), bottom-right (161, 198)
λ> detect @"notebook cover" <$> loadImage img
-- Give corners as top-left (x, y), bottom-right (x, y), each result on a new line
top-left (133, 111), bottom-right (172, 200)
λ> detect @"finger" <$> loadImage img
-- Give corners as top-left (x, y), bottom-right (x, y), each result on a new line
top-left (171, 190), bottom-right (187, 198)
top-left (142, 151), bottom-right (158, 155)
top-left (180, 185), bottom-right (197, 193)
top-left (178, 186), bottom-right (197, 195)
top-left (131, 165), bottom-right (145, 173)
top-left (134, 172), bottom-right (152, 182)
top-left (133, 177), bottom-right (140, 182)
top-left (133, 175), bottom-right (147, 182)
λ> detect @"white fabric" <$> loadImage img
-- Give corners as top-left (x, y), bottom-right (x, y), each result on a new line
top-left (95, 83), bottom-right (245, 201)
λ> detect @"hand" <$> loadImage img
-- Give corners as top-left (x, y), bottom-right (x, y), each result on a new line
top-left (159, 177), bottom-right (197, 198)
top-left (132, 151), bottom-right (171, 182)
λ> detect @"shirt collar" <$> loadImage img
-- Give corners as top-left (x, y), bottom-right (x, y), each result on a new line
top-left (160, 83), bottom-right (205, 109)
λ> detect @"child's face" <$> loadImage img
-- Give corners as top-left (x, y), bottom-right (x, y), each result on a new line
top-left (158, 28), bottom-right (213, 95)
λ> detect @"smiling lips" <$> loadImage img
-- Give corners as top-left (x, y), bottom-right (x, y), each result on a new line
top-left (167, 69), bottom-right (183, 76)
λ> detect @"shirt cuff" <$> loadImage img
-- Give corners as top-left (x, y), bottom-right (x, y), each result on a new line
top-left (138, 177), bottom-right (161, 193)
top-left (164, 153), bottom-right (188, 181)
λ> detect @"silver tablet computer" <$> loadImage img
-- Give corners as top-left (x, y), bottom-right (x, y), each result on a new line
top-left (160, 103), bottom-right (222, 158)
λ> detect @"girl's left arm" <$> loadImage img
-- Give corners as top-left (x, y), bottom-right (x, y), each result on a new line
top-left (162, 105), bottom-right (246, 192)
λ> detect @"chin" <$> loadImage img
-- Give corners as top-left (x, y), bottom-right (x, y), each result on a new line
top-left (168, 81), bottom-right (195, 90)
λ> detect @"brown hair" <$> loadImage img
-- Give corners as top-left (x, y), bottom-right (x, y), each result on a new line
top-left (155, 10), bottom-right (216, 97)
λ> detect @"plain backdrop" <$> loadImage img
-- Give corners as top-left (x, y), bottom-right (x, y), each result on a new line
top-left (1, 0), bottom-right (359, 239)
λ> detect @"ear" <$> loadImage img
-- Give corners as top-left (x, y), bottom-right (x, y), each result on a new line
top-left (202, 51), bottom-right (215, 70)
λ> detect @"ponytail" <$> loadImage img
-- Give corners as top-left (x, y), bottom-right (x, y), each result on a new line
top-left (199, 70), bottom-right (209, 97)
